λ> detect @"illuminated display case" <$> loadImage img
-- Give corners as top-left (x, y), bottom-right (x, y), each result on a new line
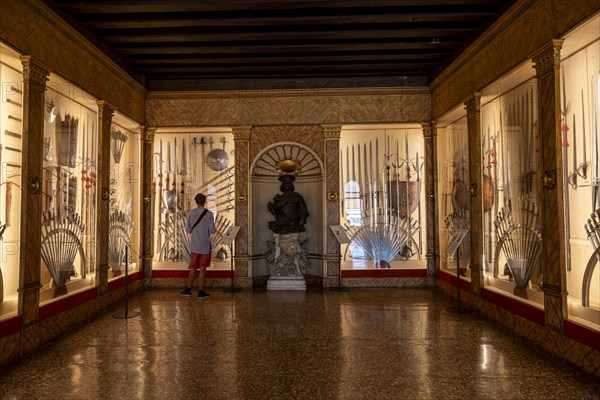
top-left (339, 125), bottom-right (426, 270)
top-left (480, 64), bottom-right (543, 306)
top-left (108, 114), bottom-right (140, 280)
top-left (152, 128), bottom-right (235, 270)
top-left (0, 43), bottom-right (23, 319)
top-left (40, 73), bottom-right (98, 302)
top-left (436, 113), bottom-right (470, 279)
top-left (560, 15), bottom-right (600, 329)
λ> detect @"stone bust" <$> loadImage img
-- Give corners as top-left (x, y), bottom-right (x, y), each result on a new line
top-left (267, 175), bottom-right (309, 234)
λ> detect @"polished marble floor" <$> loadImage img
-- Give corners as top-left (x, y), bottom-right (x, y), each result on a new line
top-left (0, 288), bottom-right (599, 400)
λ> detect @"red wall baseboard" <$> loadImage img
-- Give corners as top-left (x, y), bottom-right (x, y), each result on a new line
top-left (0, 315), bottom-right (21, 337)
top-left (342, 269), bottom-right (427, 278)
top-left (39, 286), bottom-right (98, 321)
top-left (481, 288), bottom-right (545, 325)
top-left (564, 319), bottom-right (600, 351)
top-left (152, 269), bottom-right (232, 279)
top-left (437, 269), bottom-right (472, 292)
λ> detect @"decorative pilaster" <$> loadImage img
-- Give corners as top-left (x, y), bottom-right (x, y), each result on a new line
top-left (322, 125), bottom-right (342, 285)
top-left (96, 101), bottom-right (115, 298)
top-left (531, 39), bottom-right (567, 331)
top-left (233, 126), bottom-right (252, 286)
top-left (421, 122), bottom-right (438, 278)
top-left (140, 126), bottom-right (155, 289)
top-left (18, 56), bottom-right (49, 326)
top-left (464, 93), bottom-right (484, 295)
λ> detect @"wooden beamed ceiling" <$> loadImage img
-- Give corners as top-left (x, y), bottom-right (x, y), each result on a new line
top-left (42, 0), bottom-right (515, 90)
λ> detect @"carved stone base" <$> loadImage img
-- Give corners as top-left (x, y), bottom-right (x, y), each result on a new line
top-left (267, 276), bottom-right (306, 291)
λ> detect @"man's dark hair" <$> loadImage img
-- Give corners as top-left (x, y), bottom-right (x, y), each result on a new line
top-left (195, 193), bottom-right (207, 205)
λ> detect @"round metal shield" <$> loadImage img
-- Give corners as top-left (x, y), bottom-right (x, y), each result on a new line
top-left (452, 179), bottom-right (467, 210)
top-left (206, 148), bottom-right (229, 171)
top-left (390, 181), bottom-right (420, 218)
top-left (482, 175), bottom-right (494, 212)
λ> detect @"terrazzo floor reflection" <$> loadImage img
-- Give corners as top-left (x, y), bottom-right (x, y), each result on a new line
top-left (1, 288), bottom-right (599, 400)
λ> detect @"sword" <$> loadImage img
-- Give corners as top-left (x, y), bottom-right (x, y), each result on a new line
top-left (568, 114), bottom-right (577, 189)
top-left (578, 89), bottom-right (588, 179)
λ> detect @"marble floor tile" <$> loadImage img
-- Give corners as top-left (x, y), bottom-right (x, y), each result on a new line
top-left (0, 288), bottom-right (598, 400)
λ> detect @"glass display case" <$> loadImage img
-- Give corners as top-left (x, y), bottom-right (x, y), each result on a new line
top-left (152, 128), bottom-right (234, 270)
top-left (560, 15), bottom-right (600, 329)
top-left (40, 73), bottom-right (98, 301)
top-left (0, 43), bottom-right (23, 318)
top-left (108, 113), bottom-right (140, 280)
top-left (436, 113), bottom-right (470, 279)
top-left (339, 125), bottom-right (426, 269)
top-left (480, 64), bottom-right (543, 305)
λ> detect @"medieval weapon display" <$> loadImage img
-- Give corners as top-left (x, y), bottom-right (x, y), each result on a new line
top-left (41, 212), bottom-right (87, 297)
top-left (44, 100), bottom-right (57, 123)
top-left (111, 130), bottom-right (128, 164)
top-left (494, 200), bottom-right (542, 299)
top-left (582, 208), bottom-right (600, 307)
top-left (44, 137), bottom-right (53, 161)
top-left (592, 74), bottom-right (599, 211)
top-left (108, 210), bottom-right (135, 276)
top-left (56, 114), bottom-right (79, 168)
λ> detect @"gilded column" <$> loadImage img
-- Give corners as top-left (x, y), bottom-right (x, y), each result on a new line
top-left (18, 56), bottom-right (49, 326)
top-left (322, 125), bottom-right (342, 286)
top-left (421, 122), bottom-right (438, 279)
top-left (465, 93), bottom-right (484, 294)
top-left (233, 126), bottom-right (252, 287)
top-left (96, 101), bottom-right (115, 298)
top-left (140, 126), bottom-right (156, 289)
top-left (531, 40), bottom-right (567, 331)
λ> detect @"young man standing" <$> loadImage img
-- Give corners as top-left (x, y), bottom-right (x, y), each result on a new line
top-left (180, 193), bottom-right (215, 299)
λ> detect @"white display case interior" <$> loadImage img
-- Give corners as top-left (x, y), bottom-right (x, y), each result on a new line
top-left (560, 14), bottom-right (600, 330)
top-left (0, 43), bottom-right (23, 319)
top-left (479, 62), bottom-right (544, 306)
top-left (108, 113), bottom-right (140, 281)
top-left (152, 128), bottom-right (234, 271)
top-left (40, 73), bottom-right (98, 303)
top-left (339, 124), bottom-right (426, 270)
top-left (436, 110), bottom-right (471, 280)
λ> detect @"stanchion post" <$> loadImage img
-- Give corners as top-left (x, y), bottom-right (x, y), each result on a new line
top-left (222, 226), bottom-right (242, 293)
top-left (113, 246), bottom-right (141, 319)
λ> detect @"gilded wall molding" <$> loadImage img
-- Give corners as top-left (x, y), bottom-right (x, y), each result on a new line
top-left (20, 56), bottom-right (49, 88)
top-left (463, 93), bottom-right (481, 117)
top-left (141, 126), bottom-right (156, 143)
top-left (530, 40), bottom-right (564, 77)
top-left (322, 125), bottom-right (342, 140)
top-left (232, 126), bottom-right (252, 141)
top-left (97, 100), bottom-right (115, 121)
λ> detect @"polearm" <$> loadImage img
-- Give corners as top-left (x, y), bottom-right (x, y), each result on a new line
top-left (357, 144), bottom-right (363, 217)
top-left (593, 74), bottom-right (600, 211)
top-left (157, 139), bottom-right (163, 252)
top-left (561, 69), bottom-right (572, 270)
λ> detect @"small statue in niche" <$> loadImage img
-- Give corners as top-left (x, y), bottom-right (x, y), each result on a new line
top-left (267, 174), bottom-right (309, 234)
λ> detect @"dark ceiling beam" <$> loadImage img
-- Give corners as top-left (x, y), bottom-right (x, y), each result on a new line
top-left (56, 0), bottom-right (502, 14)
top-left (126, 53), bottom-right (450, 65)
top-left (99, 28), bottom-right (477, 44)
top-left (117, 41), bottom-right (462, 55)
top-left (136, 62), bottom-right (438, 73)
top-left (82, 13), bottom-right (492, 30)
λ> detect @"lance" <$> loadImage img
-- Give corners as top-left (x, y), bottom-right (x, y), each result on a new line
top-left (352, 144), bottom-right (356, 185)
top-left (375, 137), bottom-right (380, 214)
top-left (200, 137), bottom-right (206, 184)
top-left (416, 146), bottom-right (422, 254)
top-left (357, 143), bottom-right (363, 217)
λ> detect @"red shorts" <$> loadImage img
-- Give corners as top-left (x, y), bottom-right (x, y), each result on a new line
top-left (190, 252), bottom-right (211, 269)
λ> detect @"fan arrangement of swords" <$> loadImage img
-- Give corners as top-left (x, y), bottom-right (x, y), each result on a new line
top-left (41, 112), bottom-right (98, 292)
top-left (153, 135), bottom-right (234, 262)
top-left (339, 133), bottom-right (423, 268)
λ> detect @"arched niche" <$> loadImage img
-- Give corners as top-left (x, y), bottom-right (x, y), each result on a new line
top-left (250, 142), bottom-right (324, 278)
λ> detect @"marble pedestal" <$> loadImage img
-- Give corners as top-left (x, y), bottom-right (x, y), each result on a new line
top-left (266, 233), bottom-right (308, 291)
